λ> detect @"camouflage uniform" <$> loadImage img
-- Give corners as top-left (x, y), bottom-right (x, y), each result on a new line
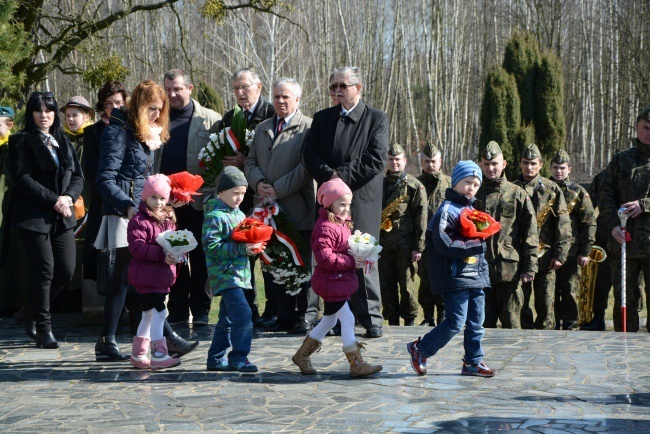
top-left (514, 144), bottom-right (572, 330)
top-left (550, 150), bottom-right (596, 330)
top-left (379, 144), bottom-right (428, 325)
top-left (600, 107), bottom-right (650, 332)
top-left (475, 141), bottom-right (539, 329)
top-left (416, 142), bottom-right (451, 325)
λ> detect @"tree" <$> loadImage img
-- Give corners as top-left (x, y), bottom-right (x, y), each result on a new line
top-left (535, 50), bottom-right (566, 162)
top-left (197, 81), bottom-right (224, 114)
top-left (0, 0), bottom-right (31, 95)
top-left (502, 31), bottom-right (540, 124)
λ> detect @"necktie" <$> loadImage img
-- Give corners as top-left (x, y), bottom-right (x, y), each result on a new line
top-left (244, 110), bottom-right (251, 120)
top-left (276, 118), bottom-right (285, 134)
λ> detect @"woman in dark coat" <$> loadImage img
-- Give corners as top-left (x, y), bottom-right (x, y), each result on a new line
top-left (8, 92), bottom-right (84, 349)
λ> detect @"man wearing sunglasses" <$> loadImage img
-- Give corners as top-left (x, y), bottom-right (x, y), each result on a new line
top-left (304, 66), bottom-right (389, 338)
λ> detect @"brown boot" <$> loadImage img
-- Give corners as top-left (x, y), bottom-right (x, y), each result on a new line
top-left (343, 341), bottom-right (383, 378)
top-left (292, 336), bottom-right (321, 375)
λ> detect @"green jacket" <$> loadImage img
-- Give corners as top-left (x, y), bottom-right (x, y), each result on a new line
top-left (552, 177), bottom-right (596, 258)
top-left (380, 171), bottom-right (427, 252)
top-left (600, 140), bottom-right (650, 257)
top-left (418, 171), bottom-right (451, 220)
top-left (475, 175), bottom-right (539, 282)
top-left (514, 174), bottom-right (571, 266)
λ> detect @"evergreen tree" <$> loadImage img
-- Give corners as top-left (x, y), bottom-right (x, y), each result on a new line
top-left (479, 65), bottom-right (521, 175)
top-left (535, 51), bottom-right (566, 162)
top-left (502, 31), bottom-right (540, 125)
top-left (0, 0), bottom-right (31, 99)
top-left (197, 81), bottom-right (224, 114)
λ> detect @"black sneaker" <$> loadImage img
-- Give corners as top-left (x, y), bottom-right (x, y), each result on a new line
top-left (364, 325), bottom-right (383, 338)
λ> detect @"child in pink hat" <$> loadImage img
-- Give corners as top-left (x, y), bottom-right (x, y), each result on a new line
top-left (127, 174), bottom-right (181, 370)
top-left (291, 178), bottom-right (382, 378)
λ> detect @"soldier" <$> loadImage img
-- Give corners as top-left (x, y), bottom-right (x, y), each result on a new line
top-left (475, 141), bottom-right (538, 329)
top-left (599, 105), bottom-right (650, 333)
top-left (416, 142), bottom-right (451, 326)
top-left (514, 144), bottom-right (571, 330)
top-left (379, 144), bottom-right (428, 326)
top-left (549, 150), bottom-right (596, 330)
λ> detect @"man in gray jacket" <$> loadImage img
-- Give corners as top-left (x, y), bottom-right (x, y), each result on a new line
top-left (245, 77), bottom-right (318, 334)
top-left (155, 69), bottom-right (221, 326)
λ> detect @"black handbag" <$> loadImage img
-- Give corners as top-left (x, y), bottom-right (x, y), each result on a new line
top-left (96, 248), bottom-right (116, 296)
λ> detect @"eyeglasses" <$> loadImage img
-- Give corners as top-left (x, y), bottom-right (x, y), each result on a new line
top-left (32, 91), bottom-right (54, 98)
top-left (232, 83), bottom-right (255, 92)
top-left (329, 83), bottom-right (358, 92)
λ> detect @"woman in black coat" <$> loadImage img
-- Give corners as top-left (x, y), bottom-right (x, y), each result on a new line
top-left (8, 92), bottom-right (84, 349)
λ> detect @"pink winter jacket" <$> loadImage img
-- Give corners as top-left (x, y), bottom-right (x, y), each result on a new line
top-left (311, 207), bottom-right (358, 302)
top-left (127, 202), bottom-right (177, 294)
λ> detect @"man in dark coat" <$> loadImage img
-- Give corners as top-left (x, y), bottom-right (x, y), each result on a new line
top-left (303, 66), bottom-right (389, 338)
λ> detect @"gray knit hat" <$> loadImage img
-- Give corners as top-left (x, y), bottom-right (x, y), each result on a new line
top-left (217, 166), bottom-right (248, 193)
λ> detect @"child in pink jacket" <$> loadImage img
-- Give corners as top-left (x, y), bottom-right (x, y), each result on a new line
top-left (292, 178), bottom-right (382, 378)
top-left (127, 174), bottom-right (180, 370)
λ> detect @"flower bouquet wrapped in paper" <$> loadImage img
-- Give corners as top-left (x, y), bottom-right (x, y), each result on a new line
top-left (232, 217), bottom-right (273, 253)
top-left (348, 230), bottom-right (383, 274)
top-left (168, 171), bottom-right (204, 203)
top-left (155, 229), bottom-right (198, 262)
top-left (459, 208), bottom-right (501, 239)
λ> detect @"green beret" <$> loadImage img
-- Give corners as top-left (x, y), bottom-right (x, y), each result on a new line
top-left (482, 141), bottom-right (502, 160)
top-left (0, 107), bottom-right (14, 119)
top-left (637, 105), bottom-right (650, 123)
top-left (522, 143), bottom-right (542, 160)
top-left (388, 143), bottom-right (405, 156)
top-left (551, 149), bottom-right (571, 165)
top-left (421, 141), bottom-right (440, 158)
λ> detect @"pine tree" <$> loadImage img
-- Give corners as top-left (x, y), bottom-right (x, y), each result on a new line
top-left (197, 81), bottom-right (224, 114)
top-left (535, 51), bottom-right (566, 162)
top-left (502, 31), bottom-right (540, 125)
top-left (479, 65), bottom-right (521, 176)
top-left (0, 0), bottom-right (31, 99)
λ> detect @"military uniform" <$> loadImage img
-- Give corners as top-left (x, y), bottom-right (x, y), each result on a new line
top-left (416, 142), bottom-right (451, 325)
top-left (379, 144), bottom-right (428, 325)
top-left (475, 141), bottom-right (539, 329)
top-left (514, 144), bottom-right (572, 330)
top-left (549, 150), bottom-right (596, 330)
top-left (600, 107), bottom-right (650, 332)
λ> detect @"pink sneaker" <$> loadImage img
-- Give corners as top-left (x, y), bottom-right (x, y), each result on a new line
top-left (150, 338), bottom-right (181, 370)
top-left (130, 336), bottom-right (150, 369)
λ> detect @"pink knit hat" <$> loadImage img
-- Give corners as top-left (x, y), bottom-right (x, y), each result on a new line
top-left (317, 178), bottom-right (352, 208)
top-left (142, 174), bottom-right (172, 202)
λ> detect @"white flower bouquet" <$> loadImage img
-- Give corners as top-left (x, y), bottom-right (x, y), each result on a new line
top-left (155, 229), bottom-right (198, 262)
top-left (348, 230), bottom-right (383, 274)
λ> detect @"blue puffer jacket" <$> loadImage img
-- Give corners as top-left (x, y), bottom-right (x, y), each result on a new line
top-left (96, 109), bottom-right (153, 216)
top-left (427, 188), bottom-right (490, 293)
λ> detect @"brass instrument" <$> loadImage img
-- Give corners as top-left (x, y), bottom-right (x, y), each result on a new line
top-left (535, 190), bottom-right (557, 252)
top-left (381, 191), bottom-right (408, 232)
top-left (565, 189), bottom-right (580, 215)
top-left (577, 246), bottom-right (607, 325)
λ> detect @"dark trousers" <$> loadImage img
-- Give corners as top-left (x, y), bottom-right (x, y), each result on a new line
top-left (592, 250), bottom-right (612, 315)
top-left (610, 254), bottom-right (649, 332)
top-left (100, 247), bottom-right (131, 337)
top-left (554, 258), bottom-right (579, 326)
top-left (168, 205), bottom-right (212, 319)
top-left (19, 225), bottom-right (76, 331)
top-left (261, 230), bottom-right (317, 325)
top-left (484, 280), bottom-right (523, 329)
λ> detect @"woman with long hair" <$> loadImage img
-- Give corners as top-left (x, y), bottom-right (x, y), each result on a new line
top-left (94, 80), bottom-right (198, 361)
top-left (8, 91), bottom-right (84, 348)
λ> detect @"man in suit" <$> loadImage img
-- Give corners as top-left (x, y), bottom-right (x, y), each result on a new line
top-left (222, 67), bottom-right (276, 327)
top-left (303, 66), bottom-right (389, 338)
top-left (155, 69), bottom-right (222, 326)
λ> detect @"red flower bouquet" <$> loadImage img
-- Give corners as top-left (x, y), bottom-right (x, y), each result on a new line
top-left (168, 171), bottom-right (204, 202)
top-left (459, 208), bottom-right (501, 239)
top-left (232, 218), bottom-right (274, 245)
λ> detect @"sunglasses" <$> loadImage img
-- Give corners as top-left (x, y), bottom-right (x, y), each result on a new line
top-left (329, 83), bottom-right (358, 92)
top-left (32, 91), bottom-right (54, 98)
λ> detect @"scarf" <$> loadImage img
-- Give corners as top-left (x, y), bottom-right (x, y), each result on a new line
top-left (146, 124), bottom-right (163, 150)
top-left (0, 132), bottom-right (9, 147)
top-left (63, 121), bottom-right (93, 137)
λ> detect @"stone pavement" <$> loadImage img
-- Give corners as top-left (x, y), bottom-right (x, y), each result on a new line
top-left (1, 314), bottom-right (649, 433)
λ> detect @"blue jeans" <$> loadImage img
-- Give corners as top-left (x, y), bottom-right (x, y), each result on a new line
top-left (418, 287), bottom-right (485, 365)
top-left (207, 287), bottom-right (253, 366)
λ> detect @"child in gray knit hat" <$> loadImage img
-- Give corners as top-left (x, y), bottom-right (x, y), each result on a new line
top-left (203, 166), bottom-right (264, 372)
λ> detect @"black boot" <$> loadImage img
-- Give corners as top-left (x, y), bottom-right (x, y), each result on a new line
top-left (95, 336), bottom-right (129, 361)
top-left (35, 329), bottom-right (59, 349)
top-left (580, 313), bottom-right (606, 331)
top-left (19, 306), bottom-right (37, 340)
top-left (166, 332), bottom-right (199, 358)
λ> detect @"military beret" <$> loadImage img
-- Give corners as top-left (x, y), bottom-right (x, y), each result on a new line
top-left (0, 107), bottom-right (14, 119)
top-left (551, 149), bottom-right (571, 165)
top-left (388, 143), bottom-right (405, 156)
top-left (482, 141), bottom-right (502, 160)
top-left (637, 105), bottom-right (650, 123)
top-left (522, 143), bottom-right (542, 160)
top-left (421, 141), bottom-right (440, 158)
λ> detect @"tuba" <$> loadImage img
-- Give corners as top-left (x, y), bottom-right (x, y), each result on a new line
top-left (577, 245), bottom-right (607, 325)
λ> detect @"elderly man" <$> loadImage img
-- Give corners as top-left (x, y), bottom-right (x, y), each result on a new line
top-left (303, 66), bottom-right (389, 338)
top-left (156, 69), bottom-right (221, 327)
top-left (221, 67), bottom-right (276, 327)
top-left (244, 77), bottom-right (318, 334)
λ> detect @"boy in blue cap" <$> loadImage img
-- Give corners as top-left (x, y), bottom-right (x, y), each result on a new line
top-left (406, 160), bottom-right (495, 377)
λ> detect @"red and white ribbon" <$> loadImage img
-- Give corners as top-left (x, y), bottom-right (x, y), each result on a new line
top-left (252, 204), bottom-right (304, 267)
top-left (226, 128), bottom-right (241, 153)
top-left (252, 205), bottom-right (279, 228)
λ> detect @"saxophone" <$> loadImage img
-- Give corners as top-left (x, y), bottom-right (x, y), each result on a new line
top-left (381, 191), bottom-right (409, 232)
top-left (535, 179), bottom-right (557, 252)
top-left (577, 246), bottom-right (607, 325)
top-left (565, 187), bottom-right (580, 215)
